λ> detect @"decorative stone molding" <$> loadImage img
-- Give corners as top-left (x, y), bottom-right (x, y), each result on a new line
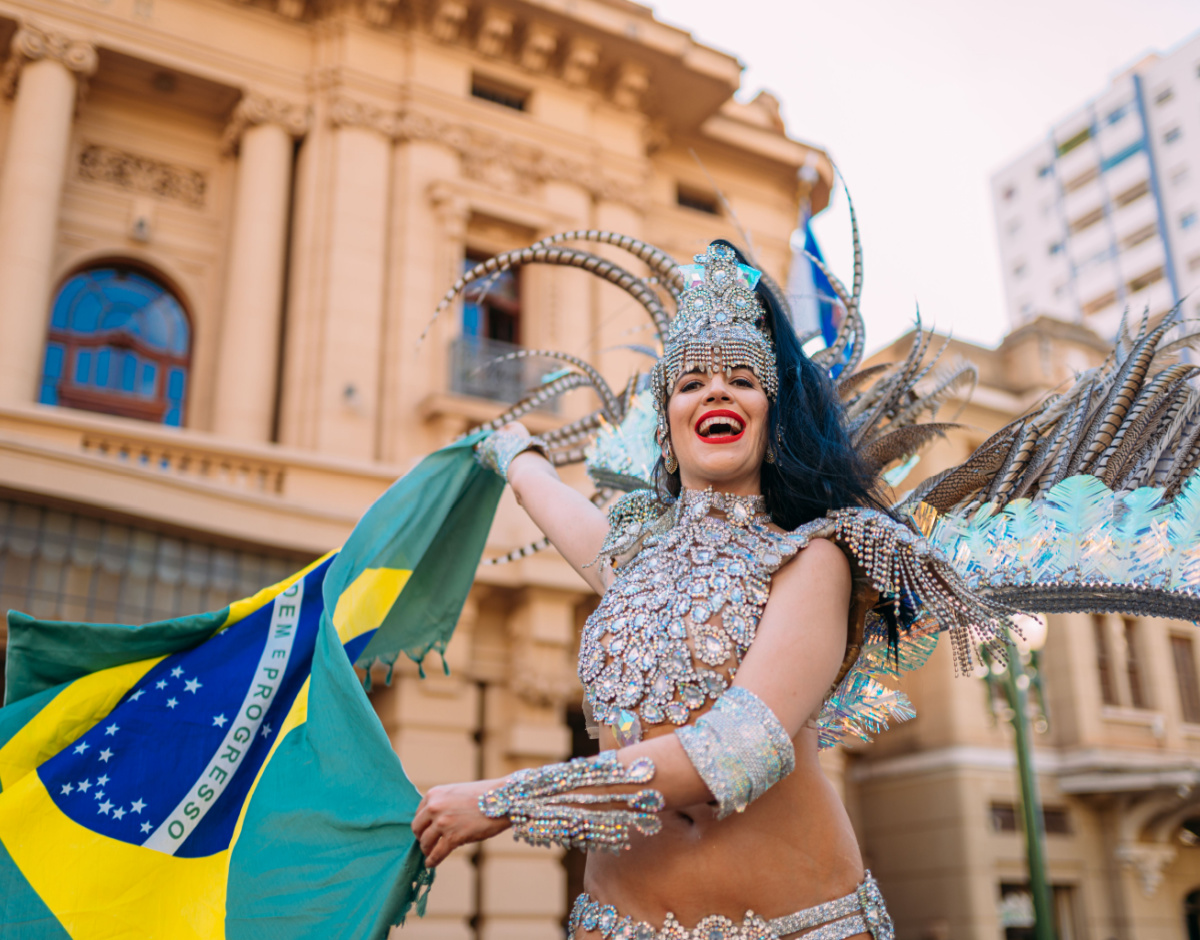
top-left (562, 37), bottom-right (599, 87)
top-left (476, 7), bottom-right (514, 58)
top-left (222, 93), bottom-right (310, 153)
top-left (362, 0), bottom-right (402, 28)
top-left (430, 0), bottom-right (468, 42)
top-left (427, 182), bottom-right (469, 241)
top-left (1115, 842), bottom-right (1176, 897)
top-left (329, 95), bottom-right (400, 139)
top-left (519, 23), bottom-right (557, 72)
top-left (2, 24), bottom-right (98, 98)
top-left (611, 61), bottom-right (649, 110)
top-left (276, 0), bottom-right (307, 19)
top-left (77, 143), bottom-right (207, 209)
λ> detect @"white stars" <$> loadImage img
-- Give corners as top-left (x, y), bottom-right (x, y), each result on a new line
top-left (156, 680), bottom-right (167, 690)
top-left (184, 677), bottom-right (202, 694)
top-left (112, 807), bottom-right (126, 820)
top-left (95, 791), bottom-right (105, 801)
top-left (140, 821), bottom-right (152, 834)
top-left (98, 800), bottom-right (113, 815)
top-left (77, 779), bottom-right (91, 793)
top-left (99, 749), bottom-right (113, 763)
top-left (104, 723), bottom-right (119, 736)
top-left (130, 798), bottom-right (146, 814)
top-left (212, 714), bottom-right (228, 728)
top-left (60, 783), bottom-right (73, 796)
top-left (171, 666), bottom-right (184, 678)
top-left (166, 698), bottom-right (178, 709)
top-left (130, 689), bottom-right (145, 702)
top-left (261, 723), bottom-right (273, 739)
top-left (97, 774), bottom-right (110, 787)
top-left (73, 741), bottom-right (89, 755)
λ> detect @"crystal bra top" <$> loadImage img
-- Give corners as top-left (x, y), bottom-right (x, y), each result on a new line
top-left (578, 488), bottom-right (805, 735)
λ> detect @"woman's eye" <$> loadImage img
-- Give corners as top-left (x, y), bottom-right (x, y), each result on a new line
top-left (733, 378), bottom-right (753, 388)
top-left (680, 381), bottom-right (702, 392)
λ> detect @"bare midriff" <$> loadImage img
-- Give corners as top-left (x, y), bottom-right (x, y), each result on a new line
top-left (574, 724), bottom-right (867, 940)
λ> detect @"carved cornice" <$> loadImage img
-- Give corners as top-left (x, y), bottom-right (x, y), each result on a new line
top-left (1115, 842), bottom-right (1176, 897)
top-left (328, 95), bottom-right (400, 139)
top-left (222, 93), bottom-right (311, 154)
top-left (2, 24), bottom-right (98, 98)
top-left (77, 143), bottom-right (207, 209)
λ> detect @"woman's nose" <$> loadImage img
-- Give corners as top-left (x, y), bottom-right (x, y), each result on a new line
top-left (705, 377), bottom-right (732, 401)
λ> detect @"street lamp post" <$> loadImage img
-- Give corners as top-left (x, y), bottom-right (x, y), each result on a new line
top-left (983, 615), bottom-right (1056, 940)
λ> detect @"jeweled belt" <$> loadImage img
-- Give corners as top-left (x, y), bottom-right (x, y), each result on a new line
top-left (567, 871), bottom-right (894, 940)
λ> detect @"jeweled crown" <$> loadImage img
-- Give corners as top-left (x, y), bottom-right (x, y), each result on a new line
top-left (652, 243), bottom-right (779, 414)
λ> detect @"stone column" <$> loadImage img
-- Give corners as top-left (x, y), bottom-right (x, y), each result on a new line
top-left (213, 95), bottom-right (309, 441)
top-left (0, 25), bottom-right (97, 404)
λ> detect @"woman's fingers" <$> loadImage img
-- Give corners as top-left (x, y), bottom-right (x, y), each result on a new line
top-left (418, 818), bottom-right (443, 858)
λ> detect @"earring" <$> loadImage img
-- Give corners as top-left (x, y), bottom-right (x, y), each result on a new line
top-left (663, 440), bottom-right (678, 474)
top-left (765, 442), bottom-right (777, 464)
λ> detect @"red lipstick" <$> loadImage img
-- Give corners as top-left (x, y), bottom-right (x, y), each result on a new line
top-left (694, 409), bottom-right (747, 444)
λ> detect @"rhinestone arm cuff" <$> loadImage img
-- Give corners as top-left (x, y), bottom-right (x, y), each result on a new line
top-left (676, 686), bottom-right (795, 819)
top-left (478, 753), bottom-right (664, 853)
top-left (474, 426), bottom-right (549, 481)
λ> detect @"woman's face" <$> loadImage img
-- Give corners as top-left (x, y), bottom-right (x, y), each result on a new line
top-left (666, 367), bottom-right (770, 494)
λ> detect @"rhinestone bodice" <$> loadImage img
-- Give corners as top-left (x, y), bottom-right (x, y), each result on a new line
top-left (579, 489), bottom-right (804, 731)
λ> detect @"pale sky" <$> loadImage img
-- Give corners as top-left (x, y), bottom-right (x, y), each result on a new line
top-left (647, 0), bottom-right (1200, 351)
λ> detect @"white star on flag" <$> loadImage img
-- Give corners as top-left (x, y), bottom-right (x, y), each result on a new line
top-left (212, 714), bottom-right (228, 727)
top-left (140, 821), bottom-right (152, 834)
top-left (171, 666), bottom-right (184, 678)
top-left (104, 723), bottom-right (119, 736)
top-left (185, 678), bottom-right (202, 694)
top-left (97, 774), bottom-right (110, 786)
top-left (99, 749), bottom-right (113, 763)
top-left (60, 783), bottom-right (73, 795)
top-left (156, 680), bottom-right (167, 690)
top-left (167, 698), bottom-right (178, 709)
top-left (113, 807), bottom-right (126, 820)
top-left (130, 689), bottom-right (145, 701)
top-left (73, 741), bottom-right (89, 755)
top-left (98, 800), bottom-right (113, 815)
top-left (261, 723), bottom-right (273, 739)
top-left (95, 791), bottom-right (105, 800)
top-left (77, 779), bottom-right (91, 793)
top-left (130, 798), bottom-right (146, 814)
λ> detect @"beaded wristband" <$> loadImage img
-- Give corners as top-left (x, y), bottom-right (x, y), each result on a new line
top-left (474, 427), bottom-right (549, 481)
top-left (478, 752), bottom-right (664, 853)
top-left (676, 686), bottom-right (795, 819)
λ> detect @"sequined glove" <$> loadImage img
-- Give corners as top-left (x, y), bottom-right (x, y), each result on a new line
top-left (475, 425), bottom-right (550, 481)
top-left (478, 752), bottom-right (664, 852)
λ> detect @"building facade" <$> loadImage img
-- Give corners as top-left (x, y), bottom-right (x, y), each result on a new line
top-left (0, 1), bottom-right (829, 938)
top-left (992, 31), bottom-right (1200, 339)
top-left (854, 321), bottom-right (1200, 940)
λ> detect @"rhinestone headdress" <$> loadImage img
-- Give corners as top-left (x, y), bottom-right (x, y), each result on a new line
top-left (650, 244), bottom-right (778, 424)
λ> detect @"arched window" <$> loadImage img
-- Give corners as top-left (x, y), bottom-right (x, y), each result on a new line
top-left (39, 266), bottom-right (191, 426)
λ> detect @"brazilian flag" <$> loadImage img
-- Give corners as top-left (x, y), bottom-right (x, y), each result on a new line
top-left (0, 438), bottom-right (503, 939)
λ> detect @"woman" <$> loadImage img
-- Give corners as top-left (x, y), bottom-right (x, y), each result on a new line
top-left (413, 241), bottom-right (896, 940)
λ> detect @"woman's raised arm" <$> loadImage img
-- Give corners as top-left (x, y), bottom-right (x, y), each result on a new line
top-left (486, 423), bottom-right (611, 595)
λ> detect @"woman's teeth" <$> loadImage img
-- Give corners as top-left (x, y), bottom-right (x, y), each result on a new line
top-left (698, 416), bottom-right (745, 437)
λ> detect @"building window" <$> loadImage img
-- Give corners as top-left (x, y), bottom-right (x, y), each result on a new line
top-left (677, 185), bottom-right (720, 215)
top-left (1123, 619), bottom-right (1149, 709)
top-left (1037, 164), bottom-right (1053, 179)
top-left (1172, 635), bottom-right (1200, 723)
top-left (1188, 254), bottom-right (1200, 273)
top-left (39, 266), bottom-right (190, 426)
top-left (1155, 87), bottom-right (1175, 105)
top-left (1101, 139), bottom-right (1145, 173)
top-left (1123, 224), bottom-right (1158, 249)
top-left (461, 252), bottom-right (520, 344)
top-left (1114, 180), bottom-right (1150, 208)
top-left (1106, 104), bottom-right (1129, 125)
top-left (990, 803), bottom-right (1072, 836)
top-left (1185, 888), bottom-right (1200, 940)
top-left (1069, 207), bottom-right (1105, 234)
top-left (1013, 262), bottom-right (1027, 279)
top-left (1056, 125), bottom-right (1094, 157)
top-left (1173, 167), bottom-right (1190, 187)
top-left (1128, 266), bottom-right (1165, 293)
top-left (1082, 289), bottom-right (1118, 317)
top-left (1183, 211), bottom-right (1198, 230)
top-left (1166, 127), bottom-right (1183, 145)
top-left (470, 74), bottom-right (529, 111)
top-left (1094, 615), bottom-right (1119, 705)
top-left (1048, 241), bottom-right (1065, 256)
top-left (1063, 167), bottom-right (1098, 192)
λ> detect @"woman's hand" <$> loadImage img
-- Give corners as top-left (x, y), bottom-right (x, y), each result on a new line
top-left (413, 779), bottom-right (511, 867)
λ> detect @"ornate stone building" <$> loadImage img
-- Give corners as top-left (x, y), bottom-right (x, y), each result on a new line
top-left (0, 1), bottom-right (828, 938)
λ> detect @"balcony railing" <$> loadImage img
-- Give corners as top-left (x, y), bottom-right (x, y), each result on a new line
top-left (448, 335), bottom-right (561, 412)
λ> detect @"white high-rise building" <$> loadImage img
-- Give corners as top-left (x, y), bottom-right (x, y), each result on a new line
top-left (993, 30), bottom-right (1200, 338)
